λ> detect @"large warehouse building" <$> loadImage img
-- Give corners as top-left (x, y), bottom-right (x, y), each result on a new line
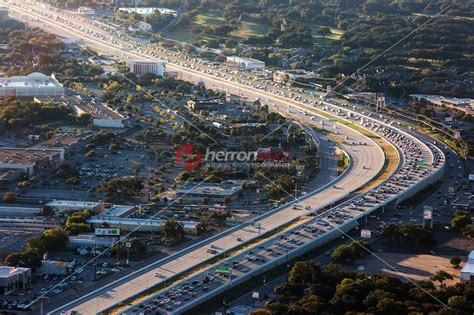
top-left (0, 73), bottom-right (64, 97)
top-left (226, 56), bottom-right (265, 70)
top-left (0, 148), bottom-right (64, 175)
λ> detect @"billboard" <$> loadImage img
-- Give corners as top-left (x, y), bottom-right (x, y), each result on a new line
top-left (361, 229), bottom-right (372, 239)
top-left (95, 228), bottom-right (120, 236)
top-left (469, 174), bottom-right (474, 181)
top-left (423, 206), bottom-right (433, 220)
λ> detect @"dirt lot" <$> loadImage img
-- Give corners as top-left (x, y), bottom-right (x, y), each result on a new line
top-left (351, 252), bottom-right (463, 287)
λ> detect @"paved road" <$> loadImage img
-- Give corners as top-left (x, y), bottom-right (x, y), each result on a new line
top-left (2, 4), bottom-right (385, 314)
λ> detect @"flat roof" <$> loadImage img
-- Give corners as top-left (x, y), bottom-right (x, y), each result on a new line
top-left (35, 132), bottom-right (94, 149)
top-left (88, 216), bottom-right (198, 229)
top-left (72, 101), bottom-right (125, 120)
top-left (176, 182), bottom-right (242, 196)
top-left (46, 200), bottom-right (100, 208)
top-left (118, 7), bottom-right (177, 16)
top-left (226, 56), bottom-right (265, 64)
top-left (101, 205), bottom-right (136, 217)
top-left (0, 72), bottom-right (63, 88)
top-left (0, 148), bottom-right (62, 165)
top-left (0, 266), bottom-right (30, 278)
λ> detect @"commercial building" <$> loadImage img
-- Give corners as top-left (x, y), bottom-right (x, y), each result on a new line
top-left (0, 266), bottom-right (31, 295)
top-left (100, 204), bottom-right (137, 217)
top-left (461, 251), bottom-right (474, 281)
top-left (69, 234), bottom-right (117, 247)
top-left (176, 182), bottom-right (243, 203)
top-left (129, 60), bottom-right (165, 77)
top-left (87, 217), bottom-right (199, 234)
top-left (45, 200), bottom-right (101, 212)
top-left (273, 69), bottom-right (318, 85)
top-left (410, 94), bottom-right (474, 117)
top-left (0, 205), bottom-right (42, 217)
top-left (226, 56), bottom-right (265, 70)
top-left (187, 98), bottom-right (222, 111)
top-left (71, 99), bottom-right (127, 128)
top-left (38, 260), bottom-right (73, 276)
top-left (118, 7), bottom-right (178, 17)
top-left (0, 147), bottom-right (64, 175)
top-left (0, 217), bottom-right (60, 232)
top-left (0, 73), bottom-right (64, 98)
top-left (77, 6), bottom-right (95, 15)
top-left (128, 22), bottom-right (152, 33)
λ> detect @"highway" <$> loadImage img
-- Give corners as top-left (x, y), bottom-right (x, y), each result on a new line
top-left (0, 2), bottom-right (445, 314)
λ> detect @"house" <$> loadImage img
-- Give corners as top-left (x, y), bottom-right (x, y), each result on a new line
top-left (461, 251), bottom-right (474, 282)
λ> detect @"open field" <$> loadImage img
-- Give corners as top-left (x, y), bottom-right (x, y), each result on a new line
top-left (352, 253), bottom-right (461, 287)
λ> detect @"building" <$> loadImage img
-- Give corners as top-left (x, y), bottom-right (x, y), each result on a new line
top-left (176, 182), bottom-right (243, 203)
top-left (100, 204), bottom-right (137, 217)
top-left (461, 251), bottom-right (474, 281)
top-left (0, 73), bottom-right (64, 98)
top-left (0, 6), bottom-right (8, 21)
top-left (187, 98), bottom-right (222, 111)
top-left (128, 22), bottom-right (152, 33)
top-left (118, 7), bottom-right (178, 17)
top-left (410, 94), bottom-right (474, 117)
top-left (69, 234), bottom-right (117, 248)
top-left (45, 200), bottom-right (101, 212)
top-left (273, 70), bottom-right (318, 85)
top-left (38, 260), bottom-right (73, 276)
top-left (71, 100), bottom-right (127, 128)
top-left (0, 147), bottom-right (64, 175)
top-left (129, 60), bottom-right (165, 77)
top-left (0, 217), bottom-right (60, 232)
top-left (34, 131), bottom-right (95, 153)
top-left (87, 217), bottom-right (199, 234)
top-left (0, 266), bottom-right (31, 295)
top-left (77, 6), bottom-right (95, 15)
top-left (0, 205), bottom-right (42, 217)
top-left (226, 56), bottom-right (265, 70)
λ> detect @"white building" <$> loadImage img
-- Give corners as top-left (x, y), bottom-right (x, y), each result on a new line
top-left (176, 182), bottom-right (243, 203)
top-left (0, 266), bottom-right (31, 295)
top-left (0, 73), bottom-right (64, 97)
top-left (0, 147), bottom-right (64, 175)
top-left (87, 217), bottom-right (199, 234)
top-left (45, 200), bottom-right (101, 212)
top-left (226, 56), bottom-right (265, 70)
top-left (118, 7), bottom-right (178, 17)
top-left (77, 6), bottom-right (95, 15)
top-left (129, 60), bottom-right (165, 77)
top-left (461, 251), bottom-right (474, 282)
top-left (128, 21), bottom-right (152, 33)
top-left (0, 72), bottom-right (64, 97)
top-left (273, 69), bottom-right (318, 85)
top-left (72, 101), bottom-right (126, 128)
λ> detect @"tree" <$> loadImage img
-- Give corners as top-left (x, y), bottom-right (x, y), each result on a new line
top-left (41, 228), bottom-right (69, 251)
top-left (430, 270), bottom-right (453, 288)
top-left (451, 211), bottom-right (471, 230)
top-left (97, 177), bottom-right (143, 202)
top-left (3, 191), bottom-right (16, 203)
top-left (450, 256), bottom-right (462, 269)
top-left (130, 239), bottom-right (147, 256)
top-left (161, 219), bottom-right (185, 242)
top-left (331, 244), bottom-right (356, 264)
top-left (288, 261), bottom-right (320, 286)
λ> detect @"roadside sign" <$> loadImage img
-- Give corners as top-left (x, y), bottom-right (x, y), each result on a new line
top-left (448, 187), bottom-right (454, 194)
top-left (252, 291), bottom-right (259, 299)
top-left (416, 161), bottom-right (429, 167)
top-left (126, 242), bottom-right (132, 248)
top-left (215, 266), bottom-right (230, 273)
top-left (361, 229), bottom-right (371, 239)
top-left (423, 207), bottom-right (433, 220)
top-left (95, 228), bottom-right (120, 236)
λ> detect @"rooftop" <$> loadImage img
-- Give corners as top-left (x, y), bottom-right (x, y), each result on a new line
top-left (88, 216), bottom-right (198, 229)
top-left (0, 148), bottom-right (62, 165)
top-left (176, 182), bottom-right (242, 196)
top-left (226, 56), bottom-right (265, 64)
top-left (0, 266), bottom-right (30, 278)
top-left (118, 7), bottom-right (177, 17)
top-left (0, 72), bottom-right (63, 88)
top-left (46, 199), bottom-right (101, 209)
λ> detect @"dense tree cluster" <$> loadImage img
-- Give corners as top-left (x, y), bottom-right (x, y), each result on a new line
top-left (97, 177), bottom-right (144, 202)
top-left (382, 223), bottom-right (436, 247)
top-left (253, 261), bottom-right (474, 315)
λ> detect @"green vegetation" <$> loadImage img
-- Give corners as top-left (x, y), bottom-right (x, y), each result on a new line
top-left (382, 224), bottom-right (435, 247)
top-left (253, 261), bottom-right (473, 315)
top-left (331, 240), bottom-right (371, 264)
top-left (2, 191), bottom-right (16, 203)
top-left (97, 177), bottom-right (143, 202)
top-left (161, 219), bottom-right (185, 242)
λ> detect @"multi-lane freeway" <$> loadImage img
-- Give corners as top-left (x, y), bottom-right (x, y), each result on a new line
top-left (0, 2), bottom-right (447, 314)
